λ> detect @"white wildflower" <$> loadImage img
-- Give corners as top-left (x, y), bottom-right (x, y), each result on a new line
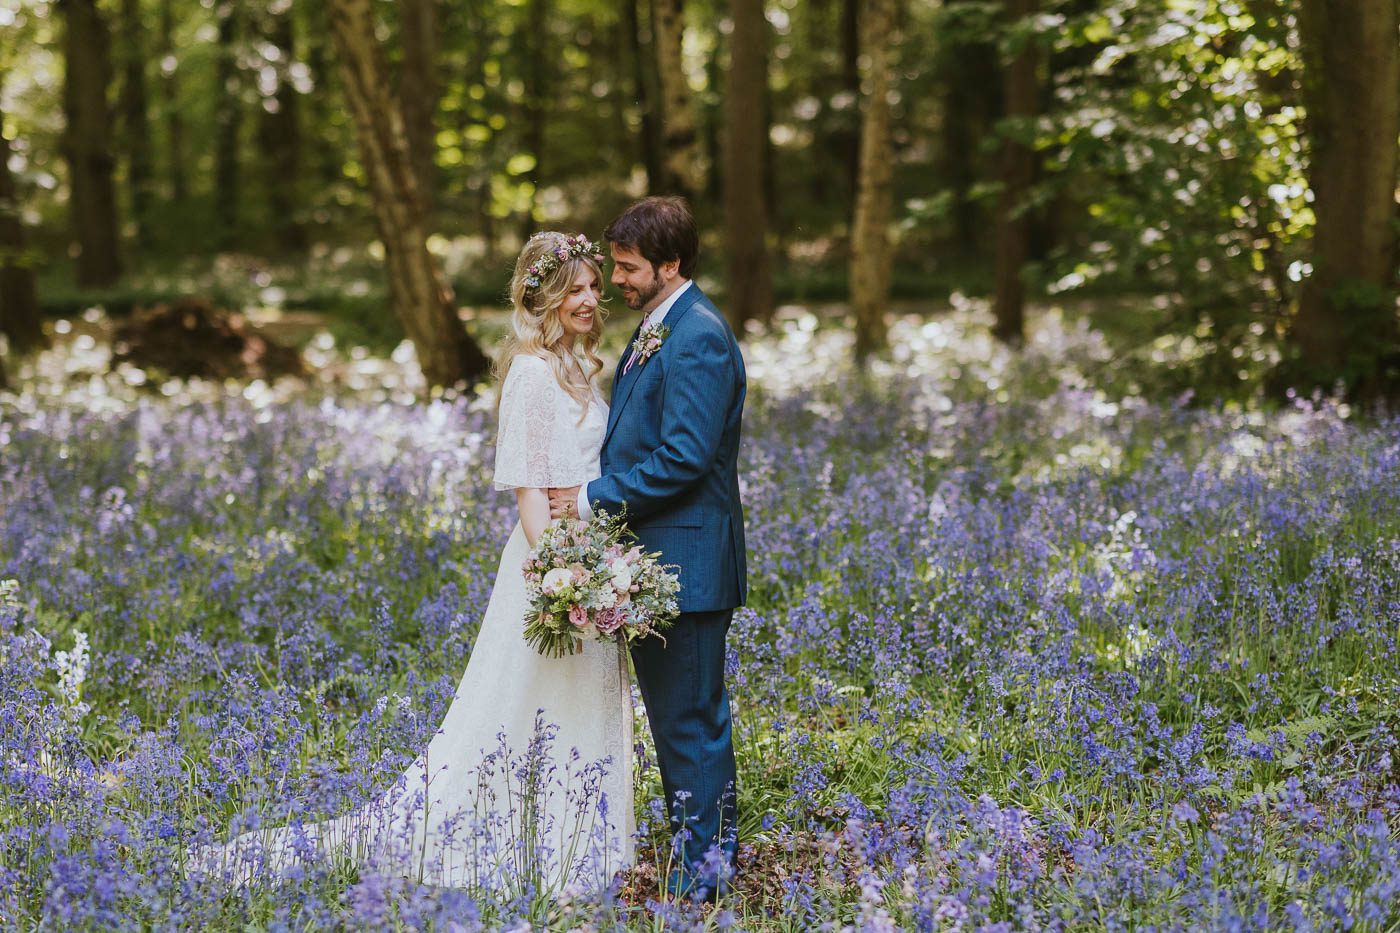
top-left (54, 631), bottom-right (92, 721)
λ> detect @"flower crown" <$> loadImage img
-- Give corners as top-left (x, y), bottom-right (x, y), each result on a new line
top-left (524, 234), bottom-right (605, 290)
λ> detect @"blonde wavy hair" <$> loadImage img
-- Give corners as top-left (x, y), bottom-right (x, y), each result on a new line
top-left (494, 232), bottom-right (608, 419)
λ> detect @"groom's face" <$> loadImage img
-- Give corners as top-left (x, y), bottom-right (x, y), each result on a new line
top-left (610, 243), bottom-right (667, 313)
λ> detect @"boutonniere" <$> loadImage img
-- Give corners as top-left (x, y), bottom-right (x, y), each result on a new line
top-left (634, 322), bottom-right (671, 366)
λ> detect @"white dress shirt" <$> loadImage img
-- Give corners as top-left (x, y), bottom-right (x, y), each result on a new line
top-left (576, 279), bottom-right (692, 520)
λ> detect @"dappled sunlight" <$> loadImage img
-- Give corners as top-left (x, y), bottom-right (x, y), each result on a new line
top-left (747, 297), bottom-right (1118, 403)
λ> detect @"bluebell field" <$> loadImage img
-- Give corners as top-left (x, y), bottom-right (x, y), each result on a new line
top-left (1, 306), bottom-right (1398, 930)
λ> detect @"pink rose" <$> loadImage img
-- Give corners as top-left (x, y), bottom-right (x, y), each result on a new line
top-left (595, 608), bottom-right (625, 635)
top-left (568, 604), bottom-right (589, 628)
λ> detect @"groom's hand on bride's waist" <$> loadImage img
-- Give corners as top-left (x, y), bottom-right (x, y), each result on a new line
top-left (548, 486), bottom-right (582, 520)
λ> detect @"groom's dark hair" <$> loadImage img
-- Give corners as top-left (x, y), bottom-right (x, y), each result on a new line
top-left (604, 196), bottom-right (699, 279)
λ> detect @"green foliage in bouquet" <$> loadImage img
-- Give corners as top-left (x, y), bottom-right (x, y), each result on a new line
top-left (520, 510), bottom-right (680, 659)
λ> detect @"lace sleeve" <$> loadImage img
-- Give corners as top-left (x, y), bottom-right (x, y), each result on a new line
top-left (493, 357), bottom-right (589, 490)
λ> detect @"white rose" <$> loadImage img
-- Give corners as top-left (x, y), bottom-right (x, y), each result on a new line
top-left (542, 567), bottom-right (573, 595)
top-left (609, 559), bottom-right (633, 593)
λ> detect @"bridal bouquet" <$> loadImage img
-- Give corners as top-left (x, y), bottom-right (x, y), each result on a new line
top-left (521, 510), bottom-right (680, 658)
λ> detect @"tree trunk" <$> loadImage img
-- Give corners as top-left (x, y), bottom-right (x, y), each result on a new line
top-left (257, 5), bottom-right (307, 253)
top-left (703, 34), bottom-right (724, 207)
top-left (939, 0), bottom-right (1000, 256)
top-left (0, 95), bottom-right (45, 357)
top-left (398, 0), bottom-right (439, 220)
top-left (325, 0), bottom-right (489, 389)
top-left (1293, 0), bottom-right (1400, 398)
top-left (850, 0), bottom-right (897, 363)
top-left (214, 0), bottom-right (243, 249)
top-left (157, 0), bottom-right (186, 202)
top-left (303, 0), bottom-right (341, 188)
top-left (651, 0), bottom-right (700, 198)
top-left (59, 0), bottom-right (123, 286)
top-left (627, 0), bottom-right (663, 190)
top-left (838, 0), bottom-right (861, 196)
top-left (991, 0), bottom-right (1040, 345)
top-left (457, 1), bottom-right (496, 260)
top-left (118, 0), bottom-right (152, 250)
top-left (723, 0), bottom-right (772, 329)
top-left (520, 0), bottom-right (550, 237)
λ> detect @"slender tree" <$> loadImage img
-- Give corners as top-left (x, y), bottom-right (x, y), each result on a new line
top-left (1292, 0), bottom-right (1400, 397)
top-left (0, 90), bottom-right (45, 357)
top-left (801, 0), bottom-right (839, 204)
top-left (723, 0), bottom-right (771, 328)
top-left (456, 0), bottom-right (497, 260)
top-left (303, 0), bottom-right (340, 188)
top-left (626, 0), bottom-right (663, 189)
top-left (257, 1), bottom-right (307, 252)
top-left (850, 0), bottom-right (897, 363)
top-left (157, 0), bottom-right (186, 202)
top-left (520, 0), bottom-right (551, 236)
top-left (214, 0), bottom-right (243, 248)
top-left (59, 0), bottom-right (123, 286)
top-left (118, 0), bottom-right (153, 249)
top-left (838, 0), bottom-right (861, 194)
top-left (325, 0), bottom-right (490, 388)
top-left (991, 0), bottom-right (1041, 345)
top-left (651, 0), bottom-right (700, 198)
top-left (938, 0), bottom-right (1001, 256)
top-left (703, 34), bottom-right (723, 207)
top-left (398, 0), bottom-right (439, 219)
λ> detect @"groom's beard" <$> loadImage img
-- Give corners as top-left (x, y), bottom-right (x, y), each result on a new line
top-left (622, 272), bottom-right (665, 312)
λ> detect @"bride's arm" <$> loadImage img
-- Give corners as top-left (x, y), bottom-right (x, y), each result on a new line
top-left (515, 487), bottom-right (552, 547)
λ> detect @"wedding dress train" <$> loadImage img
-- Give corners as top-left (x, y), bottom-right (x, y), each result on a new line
top-left (196, 356), bottom-right (633, 892)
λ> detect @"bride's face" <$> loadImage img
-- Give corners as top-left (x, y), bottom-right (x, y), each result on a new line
top-left (556, 265), bottom-right (602, 344)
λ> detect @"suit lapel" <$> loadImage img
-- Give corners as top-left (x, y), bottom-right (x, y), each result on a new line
top-left (602, 284), bottom-right (705, 449)
top-left (604, 322), bottom-right (645, 442)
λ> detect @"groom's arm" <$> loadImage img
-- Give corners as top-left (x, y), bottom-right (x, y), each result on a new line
top-left (583, 324), bottom-right (734, 522)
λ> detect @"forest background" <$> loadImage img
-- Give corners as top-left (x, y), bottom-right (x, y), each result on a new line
top-left (0, 0), bottom-right (1396, 399)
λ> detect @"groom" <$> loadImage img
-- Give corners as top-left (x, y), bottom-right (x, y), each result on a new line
top-left (548, 196), bottom-right (747, 900)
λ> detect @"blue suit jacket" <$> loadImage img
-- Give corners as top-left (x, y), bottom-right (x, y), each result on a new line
top-left (586, 285), bottom-right (748, 613)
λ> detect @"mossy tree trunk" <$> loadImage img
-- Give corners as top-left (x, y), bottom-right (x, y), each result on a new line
top-left (652, 0), bottom-right (701, 198)
top-left (850, 0), bottom-right (897, 364)
top-left (991, 0), bottom-right (1041, 345)
top-left (1292, 0), bottom-right (1400, 399)
top-left (326, 0), bottom-right (490, 389)
top-left (59, 0), bottom-right (123, 286)
top-left (723, 0), bottom-right (772, 329)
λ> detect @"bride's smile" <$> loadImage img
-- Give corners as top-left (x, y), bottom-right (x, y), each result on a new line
top-left (557, 266), bottom-right (603, 345)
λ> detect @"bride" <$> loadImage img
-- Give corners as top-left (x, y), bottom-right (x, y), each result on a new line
top-left (194, 233), bottom-right (634, 894)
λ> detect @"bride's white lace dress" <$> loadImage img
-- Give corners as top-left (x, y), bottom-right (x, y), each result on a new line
top-left (198, 355), bottom-right (634, 892)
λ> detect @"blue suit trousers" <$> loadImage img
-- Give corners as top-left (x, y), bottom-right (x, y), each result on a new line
top-left (630, 607), bottom-right (738, 885)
